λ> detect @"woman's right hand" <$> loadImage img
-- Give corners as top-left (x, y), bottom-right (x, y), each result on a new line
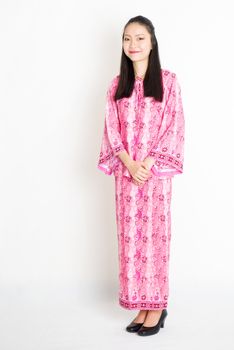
top-left (127, 160), bottom-right (151, 185)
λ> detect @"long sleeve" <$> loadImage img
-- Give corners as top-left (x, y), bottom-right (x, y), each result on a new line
top-left (148, 73), bottom-right (185, 177)
top-left (97, 77), bottom-right (128, 176)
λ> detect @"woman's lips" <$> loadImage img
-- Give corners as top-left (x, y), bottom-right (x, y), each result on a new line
top-left (129, 51), bottom-right (141, 54)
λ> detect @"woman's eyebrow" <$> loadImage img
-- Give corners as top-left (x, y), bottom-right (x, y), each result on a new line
top-left (123, 33), bottom-right (145, 37)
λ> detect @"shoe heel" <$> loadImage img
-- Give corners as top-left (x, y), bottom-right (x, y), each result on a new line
top-left (160, 309), bottom-right (168, 328)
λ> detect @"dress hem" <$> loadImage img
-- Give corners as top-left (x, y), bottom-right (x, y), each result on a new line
top-left (119, 298), bottom-right (168, 310)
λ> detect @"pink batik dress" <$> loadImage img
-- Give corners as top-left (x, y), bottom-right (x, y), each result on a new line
top-left (97, 69), bottom-right (185, 310)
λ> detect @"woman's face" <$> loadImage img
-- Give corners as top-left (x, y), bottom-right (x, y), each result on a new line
top-left (123, 22), bottom-right (152, 62)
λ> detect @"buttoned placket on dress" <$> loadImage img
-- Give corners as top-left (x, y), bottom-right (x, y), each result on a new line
top-left (133, 80), bottom-right (143, 160)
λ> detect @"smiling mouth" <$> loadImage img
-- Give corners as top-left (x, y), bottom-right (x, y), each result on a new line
top-left (129, 51), bottom-right (141, 54)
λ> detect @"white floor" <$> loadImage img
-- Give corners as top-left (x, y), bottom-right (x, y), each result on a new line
top-left (0, 283), bottom-right (233, 350)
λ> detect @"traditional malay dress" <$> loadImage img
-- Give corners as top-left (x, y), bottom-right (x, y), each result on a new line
top-left (97, 69), bottom-right (185, 310)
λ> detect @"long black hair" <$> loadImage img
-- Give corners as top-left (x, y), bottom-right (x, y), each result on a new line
top-left (114, 15), bottom-right (163, 102)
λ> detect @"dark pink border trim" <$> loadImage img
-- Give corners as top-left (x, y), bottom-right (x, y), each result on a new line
top-left (97, 164), bottom-right (112, 175)
top-left (119, 298), bottom-right (167, 310)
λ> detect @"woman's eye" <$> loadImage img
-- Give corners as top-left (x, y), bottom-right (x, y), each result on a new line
top-left (139, 38), bottom-right (144, 40)
top-left (124, 38), bottom-right (129, 41)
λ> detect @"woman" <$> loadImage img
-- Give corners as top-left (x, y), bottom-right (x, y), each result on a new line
top-left (97, 15), bottom-right (185, 336)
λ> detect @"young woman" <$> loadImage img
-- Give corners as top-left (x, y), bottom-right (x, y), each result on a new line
top-left (97, 15), bottom-right (185, 336)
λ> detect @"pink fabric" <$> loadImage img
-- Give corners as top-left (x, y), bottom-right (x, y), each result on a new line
top-left (97, 69), bottom-right (185, 310)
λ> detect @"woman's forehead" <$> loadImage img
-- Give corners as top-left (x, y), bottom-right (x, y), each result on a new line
top-left (124, 23), bottom-right (149, 36)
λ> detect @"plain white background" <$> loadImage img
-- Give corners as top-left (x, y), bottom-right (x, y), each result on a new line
top-left (0, 1), bottom-right (234, 349)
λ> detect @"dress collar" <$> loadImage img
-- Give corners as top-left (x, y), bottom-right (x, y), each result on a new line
top-left (135, 76), bottom-right (144, 81)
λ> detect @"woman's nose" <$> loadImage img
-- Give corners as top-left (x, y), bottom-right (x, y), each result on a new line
top-left (130, 43), bottom-right (138, 49)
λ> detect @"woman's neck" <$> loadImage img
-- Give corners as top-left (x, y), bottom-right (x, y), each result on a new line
top-left (133, 59), bottom-right (148, 79)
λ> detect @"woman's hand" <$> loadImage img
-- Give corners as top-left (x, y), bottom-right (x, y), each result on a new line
top-left (130, 157), bottom-right (155, 186)
top-left (143, 156), bottom-right (155, 171)
top-left (127, 160), bottom-right (151, 186)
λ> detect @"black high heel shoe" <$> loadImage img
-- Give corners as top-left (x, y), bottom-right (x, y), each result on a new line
top-left (137, 309), bottom-right (168, 336)
top-left (126, 320), bottom-right (144, 332)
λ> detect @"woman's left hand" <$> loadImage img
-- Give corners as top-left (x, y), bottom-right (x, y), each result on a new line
top-left (132, 157), bottom-right (154, 186)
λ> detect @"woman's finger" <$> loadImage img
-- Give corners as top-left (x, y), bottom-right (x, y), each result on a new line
top-left (134, 176), bottom-right (144, 184)
top-left (133, 179), bottom-right (141, 186)
top-left (137, 173), bottom-right (148, 180)
top-left (139, 167), bottom-right (150, 175)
